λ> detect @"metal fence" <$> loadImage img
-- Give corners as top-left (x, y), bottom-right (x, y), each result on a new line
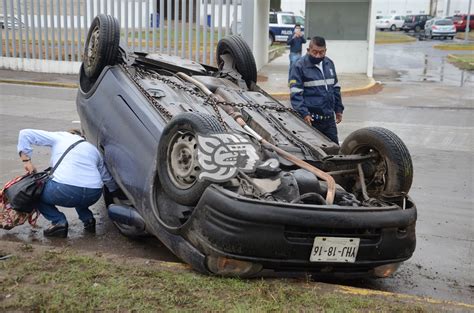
top-left (0, 0), bottom-right (241, 65)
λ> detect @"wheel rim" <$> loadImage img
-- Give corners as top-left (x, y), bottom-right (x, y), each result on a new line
top-left (167, 131), bottom-right (200, 190)
top-left (85, 26), bottom-right (100, 73)
top-left (352, 145), bottom-right (388, 196)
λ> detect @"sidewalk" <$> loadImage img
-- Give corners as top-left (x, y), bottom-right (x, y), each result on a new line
top-left (257, 51), bottom-right (378, 99)
top-left (0, 52), bottom-right (379, 97)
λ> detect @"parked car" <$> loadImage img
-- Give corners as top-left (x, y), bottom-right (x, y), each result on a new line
top-left (424, 18), bottom-right (456, 39)
top-left (77, 15), bottom-right (417, 278)
top-left (269, 11), bottom-right (304, 45)
top-left (375, 15), bottom-right (405, 31)
top-left (231, 12), bottom-right (304, 46)
top-left (402, 14), bottom-right (433, 32)
top-left (451, 14), bottom-right (474, 32)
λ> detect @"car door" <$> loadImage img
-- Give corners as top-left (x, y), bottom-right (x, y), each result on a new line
top-left (394, 16), bottom-right (404, 28)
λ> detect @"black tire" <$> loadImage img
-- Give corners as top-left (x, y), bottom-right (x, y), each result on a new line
top-left (268, 33), bottom-right (274, 46)
top-left (103, 187), bottom-right (148, 238)
top-left (449, 36), bottom-right (454, 40)
top-left (340, 127), bottom-right (413, 197)
top-left (415, 25), bottom-right (421, 33)
top-left (390, 24), bottom-right (396, 31)
top-left (157, 112), bottom-right (224, 206)
top-left (83, 14), bottom-right (120, 80)
top-left (216, 35), bottom-right (257, 88)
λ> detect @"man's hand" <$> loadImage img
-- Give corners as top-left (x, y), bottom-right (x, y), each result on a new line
top-left (336, 112), bottom-right (343, 124)
top-left (23, 161), bottom-right (37, 174)
top-left (304, 115), bottom-right (314, 125)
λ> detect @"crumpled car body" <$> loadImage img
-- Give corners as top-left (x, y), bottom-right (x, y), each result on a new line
top-left (76, 15), bottom-right (416, 278)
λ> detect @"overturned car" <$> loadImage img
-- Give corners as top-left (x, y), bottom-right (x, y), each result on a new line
top-left (77, 15), bottom-right (416, 278)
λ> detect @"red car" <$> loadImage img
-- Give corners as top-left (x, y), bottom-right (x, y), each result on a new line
top-left (452, 14), bottom-right (474, 31)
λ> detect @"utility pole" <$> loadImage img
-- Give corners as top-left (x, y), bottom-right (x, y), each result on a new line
top-left (466, 0), bottom-right (472, 41)
top-left (445, 0), bottom-right (451, 16)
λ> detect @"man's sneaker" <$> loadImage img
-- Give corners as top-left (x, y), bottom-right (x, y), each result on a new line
top-left (84, 218), bottom-right (96, 233)
top-left (43, 223), bottom-right (68, 238)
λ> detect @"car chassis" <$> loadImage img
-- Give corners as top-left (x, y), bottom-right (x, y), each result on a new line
top-left (77, 15), bottom-right (416, 278)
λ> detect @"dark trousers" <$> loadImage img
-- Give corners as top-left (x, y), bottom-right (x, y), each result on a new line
top-left (311, 118), bottom-right (339, 144)
top-left (37, 180), bottom-right (102, 224)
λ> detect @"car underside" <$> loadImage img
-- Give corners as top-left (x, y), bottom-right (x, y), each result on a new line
top-left (77, 15), bottom-right (416, 278)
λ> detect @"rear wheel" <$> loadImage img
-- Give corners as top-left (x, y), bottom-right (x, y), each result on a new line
top-left (415, 25), bottom-right (421, 32)
top-left (216, 35), bottom-right (257, 88)
top-left (157, 112), bottom-right (224, 206)
top-left (340, 127), bottom-right (413, 197)
top-left (83, 14), bottom-right (120, 80)
top-left (390, 24), bottom-right (397, 31)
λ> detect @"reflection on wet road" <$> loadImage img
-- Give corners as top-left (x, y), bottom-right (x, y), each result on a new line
top-left (375, 38), bottom-right (473, 87)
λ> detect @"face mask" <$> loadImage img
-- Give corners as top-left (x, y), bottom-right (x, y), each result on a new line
top-left (308, 54), bottom-right (324, 64)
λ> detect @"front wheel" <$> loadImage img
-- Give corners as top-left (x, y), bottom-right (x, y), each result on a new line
top-left (157, 112), bottom-right (224, 206)
top-left (415, 25), bottom-right (421, 32)
top-left (390, 24), bottom-right (396, 31)
top-left (340, 127), bottom-right (413, 197)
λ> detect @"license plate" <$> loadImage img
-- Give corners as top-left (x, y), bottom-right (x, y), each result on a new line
top-left (310, 237), bottom-right (360, 263)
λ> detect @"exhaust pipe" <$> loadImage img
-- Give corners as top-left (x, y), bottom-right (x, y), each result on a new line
top-left (107, 204), bottom-right (146, 230)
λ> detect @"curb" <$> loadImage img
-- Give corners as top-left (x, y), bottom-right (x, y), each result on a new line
top-left (0, 78), bottom-right (78, 88)
top-left (435, 44), bottom-right (474, 51)
top-left (375, 39), bottom-right (416, 44)
top-left (268, 78), bottom-right (381, 100)
top-left (337, 286), bottom-right (474, 310)
top-left (447, 54), bottom-right (474, 68)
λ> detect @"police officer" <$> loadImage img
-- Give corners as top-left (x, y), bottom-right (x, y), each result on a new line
top-left (289, 36), bottom-right (343, 144)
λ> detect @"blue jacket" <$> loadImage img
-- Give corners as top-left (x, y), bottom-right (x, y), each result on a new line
top-left (289, 54), bottom-right (344, 118)
top-left (287, 34), bottom-right (306, 53)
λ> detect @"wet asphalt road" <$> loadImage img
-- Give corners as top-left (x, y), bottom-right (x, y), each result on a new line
top-left (0, 37), bottom-right (473, 304)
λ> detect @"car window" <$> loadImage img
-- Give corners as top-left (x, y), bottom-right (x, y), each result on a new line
top-left (405, 15), bottom-right (414, 22)
top-left (281, 15), bottom-right (295, 25)
top-left (295, 16), bottom-right (305, 25)
top-left (395, 16), bottom-right (400, 20)
top-left (269, 14), bottom-right (277, 24)
top-left (435, 19), bottom-right (453, 25)
top-left (453, 16), bottom-right (462, 21)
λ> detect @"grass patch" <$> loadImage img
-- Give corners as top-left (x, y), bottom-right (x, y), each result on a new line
top-left (434, 43), bottom-right (474, 50)
top-left (455, 31), bottom-right (474, 41)
top-left (447, 54), bottom-right (474, 70)
top-left (375, 31), bottom-right (416, 44)
top-left (0, 246), bottom-right (447, 312)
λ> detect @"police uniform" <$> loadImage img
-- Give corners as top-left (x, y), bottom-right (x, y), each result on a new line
top-left (289, 54), bottom-right (344, 144)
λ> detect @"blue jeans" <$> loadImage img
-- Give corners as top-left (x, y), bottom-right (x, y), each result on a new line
top-left (289, 52), bottom-right (302, 71)
top-left (37, 179), bottom-right (102, 225)
top-left (312, 118), bottom-right (339, 144)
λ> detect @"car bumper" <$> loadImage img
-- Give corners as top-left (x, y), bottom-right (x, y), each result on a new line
top-left (181, 186), bottom-right (417, 276)
top-left (432, 31), bottom-right (456, 36)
